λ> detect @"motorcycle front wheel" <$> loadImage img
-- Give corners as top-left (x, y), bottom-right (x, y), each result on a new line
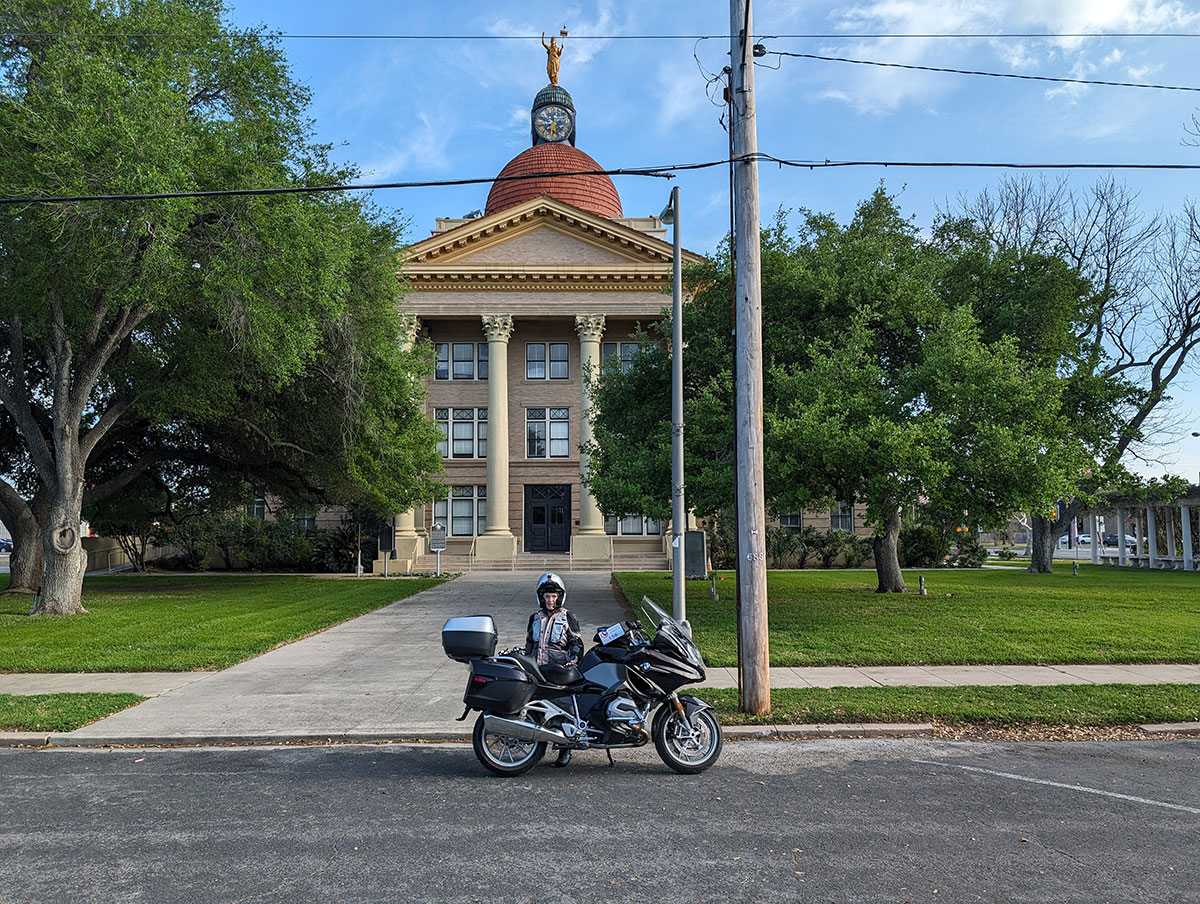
top-left (653, 705), bottom-right (723, 774)
top-left (472, 714), bottom-right (547, 776)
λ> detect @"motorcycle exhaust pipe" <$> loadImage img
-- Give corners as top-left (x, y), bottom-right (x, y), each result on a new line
top-left (483, 714), bottom-right (569, 745)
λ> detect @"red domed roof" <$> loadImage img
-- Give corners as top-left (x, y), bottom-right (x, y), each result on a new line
top-left (485, 143), bottom-right (622, 218)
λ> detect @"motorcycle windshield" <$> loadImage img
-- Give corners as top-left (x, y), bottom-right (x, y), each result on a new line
top-left (641, 596), bottom-right (704, 669)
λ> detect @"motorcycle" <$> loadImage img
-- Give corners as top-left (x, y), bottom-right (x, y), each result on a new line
top-left (442, 596), bottom-right (722, 776)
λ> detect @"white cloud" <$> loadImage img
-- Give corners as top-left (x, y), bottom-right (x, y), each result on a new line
top-left (655, 59), bottom-right (710, 129)
top-left (359, 112), bottom-right (454, 179)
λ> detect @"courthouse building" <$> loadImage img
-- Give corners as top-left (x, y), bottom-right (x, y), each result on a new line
top-left (384, 74), bottom-right (702, 570)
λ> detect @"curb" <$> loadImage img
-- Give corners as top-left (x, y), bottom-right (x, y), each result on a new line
top-left (4, 722), bottom-right (1198, 749)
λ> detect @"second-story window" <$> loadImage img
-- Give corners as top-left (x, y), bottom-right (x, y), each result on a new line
top-left (526, 407), bottom-right (569, 458)
top-left (527, 343), bottom-right (570, 380)
top-left (435, 408), bottom-right (487, 459)
top-left (434, 343), bottom-right (487, 381)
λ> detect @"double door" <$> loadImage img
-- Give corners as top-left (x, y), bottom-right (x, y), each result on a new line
top-left (524, 485), bottom-right (571, 553)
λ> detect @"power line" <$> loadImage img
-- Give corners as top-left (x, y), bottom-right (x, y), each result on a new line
top-left (7, 156), bottom-right (1200, 206)
top-left (770, 51), bottom-right (1200, 92)
top-left (10, 31), bottom-right (1200, 41)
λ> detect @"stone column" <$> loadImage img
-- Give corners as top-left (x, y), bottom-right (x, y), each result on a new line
top-left (1147, 506), bottom-right (1159, 568)
top-left (1118, 509), bottom-right (1128, 566)
top-left (475, 314), bottom-right (517, 561)
top-left (572, 313), bottom-right (611, 561)
top-left (1183, 505), bottom-right (1194, 571)
top-left (377, 315), bottom-right (422, 573)
top-left (1089, 512), bottom-right (1099, 565)
top-left (1166, 506), bottom-right (1178, 567)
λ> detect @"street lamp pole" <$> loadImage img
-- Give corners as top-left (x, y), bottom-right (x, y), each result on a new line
top-left (663, 186), bottom-right (686, 627)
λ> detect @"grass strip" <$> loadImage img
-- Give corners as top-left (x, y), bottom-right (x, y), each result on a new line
top-left (0, 693), bottom-right (145, 732)
top-left (693, 684), bottom-right (1200, 727)
top-left (615, 567), bottom-right (1200, 667)
top-left (0, 573), bottom-right (446, 672)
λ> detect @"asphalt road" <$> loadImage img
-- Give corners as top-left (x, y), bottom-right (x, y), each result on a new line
top-left (1, 738), bottom-right (1197, 903)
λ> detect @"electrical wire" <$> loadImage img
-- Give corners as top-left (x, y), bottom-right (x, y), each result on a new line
top-left (7, 155), bottom-right (1200, 206)
top-left (769, 50), bottom-right (1200, 92)
top-left (11, 31), bottom-right (1200, 41)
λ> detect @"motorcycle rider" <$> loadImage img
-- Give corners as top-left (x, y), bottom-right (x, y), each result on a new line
top-left (525, 572), bottom-right (583, 767)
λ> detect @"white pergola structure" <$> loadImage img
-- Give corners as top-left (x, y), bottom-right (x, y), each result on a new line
top-left (1088, 493), bottom-right (1200, 570)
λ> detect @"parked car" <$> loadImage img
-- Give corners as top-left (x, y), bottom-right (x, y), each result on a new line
top-left (1102, 534), bottom-right (1138, 550)
top-left (0, 538), bottom-right (12, 553)
top-left (1057, 533), bottom-right (1091, 548)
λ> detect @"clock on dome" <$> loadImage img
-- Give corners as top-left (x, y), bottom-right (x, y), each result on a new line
top-left (530, 84), bottom-right (576, 147)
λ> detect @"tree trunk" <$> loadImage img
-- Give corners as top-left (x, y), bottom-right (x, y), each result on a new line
top-left (5, 506), bottom-right (44, 594)
top-left (0, 490), bottom-right (48, 595)
top-left (31, 492), bottom-right (87, 615)
top-left (873, 508), bottom-right (907, 593)
top-left (1026, 513), bottom-right (1056, 574)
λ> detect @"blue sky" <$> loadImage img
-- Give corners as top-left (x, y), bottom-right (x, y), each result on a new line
top-left (228, 0), bottom-right (1200, 483)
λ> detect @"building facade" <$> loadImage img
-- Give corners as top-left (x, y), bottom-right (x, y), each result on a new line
top-left (384, 80), bottom-right (701, 569)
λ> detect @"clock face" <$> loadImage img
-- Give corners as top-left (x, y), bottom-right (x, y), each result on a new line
top-left (534, 104), bottom-right (573, 142)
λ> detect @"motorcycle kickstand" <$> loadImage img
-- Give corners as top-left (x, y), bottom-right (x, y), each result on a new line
top-left (606, 749), bottom-right (615, 767)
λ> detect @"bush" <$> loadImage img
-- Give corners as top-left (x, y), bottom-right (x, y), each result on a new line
top-left (899, 523), bottom-right (943, 568)
top-left (997, 548), bottom-right (1019, 561)
top-left (241, 520), bottom-right (314, 571)
top-left (312, 519), bottom-right (374, 573)
top-left (948, 534), bottom-right (989, 568)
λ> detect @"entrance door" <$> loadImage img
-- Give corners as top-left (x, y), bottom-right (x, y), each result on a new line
top-left (524, 485), bottom-right (571, 553)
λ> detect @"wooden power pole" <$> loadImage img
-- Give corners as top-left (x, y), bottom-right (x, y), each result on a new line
top-left (729, 0), bottom-right (770, 715)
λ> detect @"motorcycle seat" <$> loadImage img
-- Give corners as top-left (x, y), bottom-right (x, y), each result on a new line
top-left (540, 663), bottom-right (583, 686)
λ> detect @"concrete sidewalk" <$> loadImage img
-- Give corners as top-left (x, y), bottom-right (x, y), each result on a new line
top-left (3, 571), bottom-right (1198, 747)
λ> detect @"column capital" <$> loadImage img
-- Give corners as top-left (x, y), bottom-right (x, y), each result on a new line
top-left (481, 313), bottom-right (514, 343)
top-left (574, 313), bottom-right (606, 343)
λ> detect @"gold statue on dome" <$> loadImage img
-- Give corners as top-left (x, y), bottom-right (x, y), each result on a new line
top-left (542, 28), bottom-right (566, 85)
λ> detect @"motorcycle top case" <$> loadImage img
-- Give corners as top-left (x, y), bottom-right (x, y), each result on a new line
top-left (464, 658), bottom-right (536, 714)
top-left (442, 615), bottom-right (498, 662)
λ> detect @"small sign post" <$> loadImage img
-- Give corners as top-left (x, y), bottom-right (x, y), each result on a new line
top-left (429, 522), bottom-right (447, 575)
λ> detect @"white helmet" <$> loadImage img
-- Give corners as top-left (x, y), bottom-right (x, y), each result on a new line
top-left (535, 572), bottom-right (566, 610)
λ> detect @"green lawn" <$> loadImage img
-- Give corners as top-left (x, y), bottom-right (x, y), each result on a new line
top-left (0, 573), bottom-right (445, 672)
top-left (0, 693), bottom-right (145, 732)
top-left (695, 684), bottom-right (1200, 727)
top-left (615, 566), bottom-right (1200, 667)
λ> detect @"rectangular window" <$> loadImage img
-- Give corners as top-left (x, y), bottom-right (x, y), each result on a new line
top-left (549, 343), bottom-right (569, 380)
top-left (433, 498), bottom-right (447, 529)
top-left (477, 344), bottom-right (488, 380)
top-left (526, 407), bottom-right (546, 458)
top-left (452, 343), bottom-right (475, 380)
top-left (526, 343), bottom-right (546, 379)
top-left (435, 343), bottom-right (449, 380)
top-left (447, 485), bottom-right (486, 537)
top-left (434, 408), bottom-right (449, 457)
top-left (830, 502), bottom-right (854, 533)
top-left (602, 341), bottom-right (641, 375)
top-left (605, 513), bottom-right (659, 536)
top-left (527, 408), bottom-right (569, 458)
top-left (780, 513), bottom-right (803, 530)
top-left (437, 408), bottom-right (487, 459)
top-left (247, 495), bottom-right (267, 520)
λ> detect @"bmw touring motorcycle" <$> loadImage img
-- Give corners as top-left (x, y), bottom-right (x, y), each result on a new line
top-left (442, 596), bottom-right (722, 776)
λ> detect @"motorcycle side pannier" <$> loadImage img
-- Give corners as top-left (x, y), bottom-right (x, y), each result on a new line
top-left (442, 615), bottom-right (498, 662)
top-left (464, 659), bottom-right (535, 714)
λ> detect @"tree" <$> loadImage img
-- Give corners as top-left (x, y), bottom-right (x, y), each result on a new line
top-left (953, 176), bottom-right (1193, 572)
top-left (586, 191), bottom-right (1086, 591)
top-left (0, 0), bottom-right (442, 613)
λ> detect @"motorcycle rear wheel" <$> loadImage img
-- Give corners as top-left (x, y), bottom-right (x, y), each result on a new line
top-left (653, 705), bottom-right (723, 774)
top-left (472, 714), bottom-right (547, 776)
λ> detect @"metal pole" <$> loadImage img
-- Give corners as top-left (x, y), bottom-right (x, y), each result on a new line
top-left (669, 185), bottom-right (687, 629)
top-left (730, 0), bottom-right (770, 715)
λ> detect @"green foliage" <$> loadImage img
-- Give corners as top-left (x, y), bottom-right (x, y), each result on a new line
top-left (997, 548), bottom-right (1020, 561)
top-left (898, 523), bottom-right (944, 568)
top-left (0, 693), bottom-right (145, 732)
top-left (614, 566), bottom-right (1200, 668)
top-left (312, 517), bottom-right (377, 574)
top-left (696, 685), bottom-right (1200, 727)
top-left (0, 0), bottom-right (443, 608)
top-left (0, 573), bottom-right (445, 671)
top-left (948, 534), bottom-right (989, 568)
top-left (765, 526), bottom-right (801, 569)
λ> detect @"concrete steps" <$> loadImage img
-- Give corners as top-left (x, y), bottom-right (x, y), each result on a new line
top-left (407, 550), bottom-right (669, 573)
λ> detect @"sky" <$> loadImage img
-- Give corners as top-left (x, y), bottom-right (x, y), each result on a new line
top-left (227, 0), bottom-right (1200, 483)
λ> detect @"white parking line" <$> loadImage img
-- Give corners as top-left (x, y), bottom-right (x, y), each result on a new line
top-left (914, 760), bottom-right (1200, 814)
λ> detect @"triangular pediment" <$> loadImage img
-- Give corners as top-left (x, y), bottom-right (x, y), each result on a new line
top-left (403, 196), bottom-right (700, 270)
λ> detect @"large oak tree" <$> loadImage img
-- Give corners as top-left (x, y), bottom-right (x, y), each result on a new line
top-left (1, 0), bottom-right (442, 612)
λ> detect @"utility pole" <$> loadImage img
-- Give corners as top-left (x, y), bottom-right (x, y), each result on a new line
top-left (729, 0), bottom-right (770, 715)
